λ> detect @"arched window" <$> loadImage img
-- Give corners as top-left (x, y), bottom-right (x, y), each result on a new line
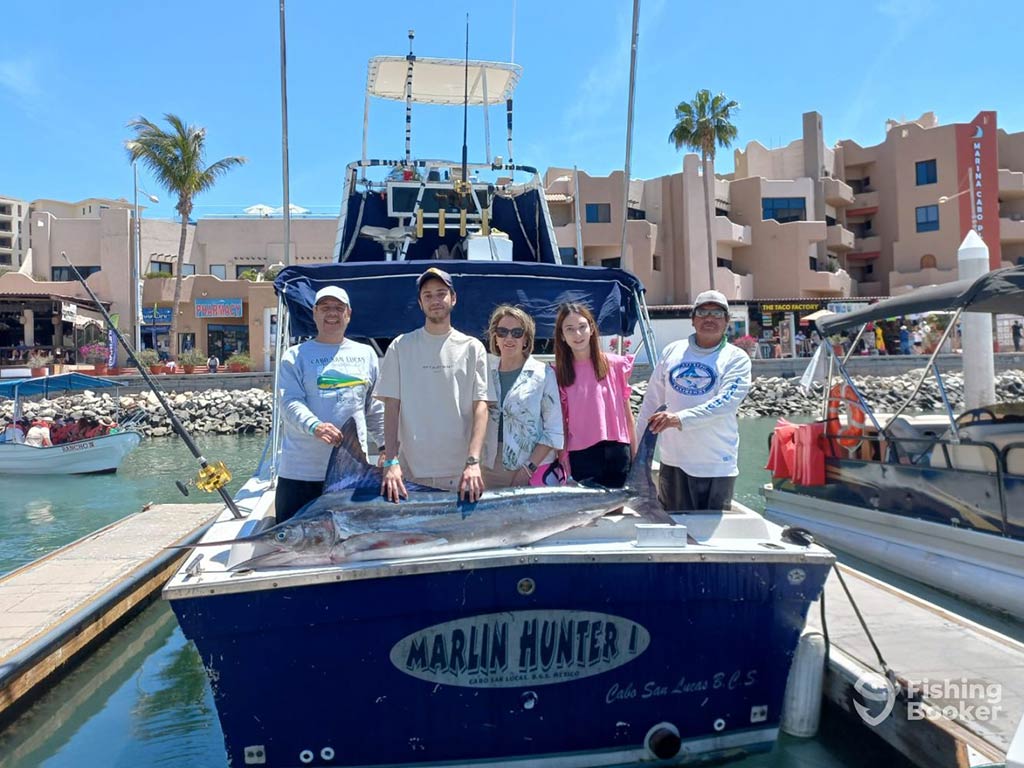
top-left (920, 253), bottom-right (937, 269)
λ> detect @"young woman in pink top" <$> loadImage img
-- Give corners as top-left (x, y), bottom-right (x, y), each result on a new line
top-left (553, 303), bottom-right (637, 488)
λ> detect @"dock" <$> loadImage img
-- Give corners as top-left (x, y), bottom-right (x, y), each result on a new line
top-left (810, 564), bottom-right (1024, 767)
top-left (0, 502), bottom-right (220, 725)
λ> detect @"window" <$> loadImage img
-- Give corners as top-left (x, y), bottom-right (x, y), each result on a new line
top-left (920, 253), bottom-right (937, 269)
top-left (863, 263), bottom-right (874, 276)
top-left (762, 197), bottom-right (807, 223)
top-left (0, 237), bottom-right (10, 248)
top-left (210, 264), bottom-right (227, 279)
top-left (809, 257), bottom-right (818, 271)
top-left (150, 261), bottom-right (174, 275)
top-left (825, 215), bottom-right (836, 227)
top-left (585, 203), bottom-right (612, 223)
top-left (716, 257), bottom-right (731, 268)
top-left (52, 265), bottom-right (101, 280)
top-left (601, 257), bottom-right (621, 268)
top-left (626, 207), bottom-right (646, 220)
top-left (915, 205), bottom-right (939, 233)
top-left (0, 254), bottom-right (10, 266)
top-left (653, 254), bottom-right (662, 272)
top-left (181, 263), bottom-right (196, 276)
top-left (558, 247), bottom-right (577, 265)
top-left (179, 333), bottom-right (196, 355)
top-left (915, 159), bottom-right (937, 186)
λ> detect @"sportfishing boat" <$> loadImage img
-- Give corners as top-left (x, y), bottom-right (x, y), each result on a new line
top-left (0, 372), bottom-right (142, 475)
top-left (763, 264), bottom-right (1024, 619)
top-left (164, 40), bottom-right (833, 768)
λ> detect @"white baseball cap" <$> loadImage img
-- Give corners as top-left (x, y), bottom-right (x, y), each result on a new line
top-left (315, 286), bottom-right (351, 306)
top-left (693, 289), bottom-right (729, 311)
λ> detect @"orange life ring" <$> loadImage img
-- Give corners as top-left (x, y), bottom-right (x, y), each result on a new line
top-left (826, 383), bottom-right (866, 455)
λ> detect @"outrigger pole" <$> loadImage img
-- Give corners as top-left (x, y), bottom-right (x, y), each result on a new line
top-left (60, 251), bottom-right (243, 519)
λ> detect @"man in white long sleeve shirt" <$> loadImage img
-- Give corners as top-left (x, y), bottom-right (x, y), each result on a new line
top-left (276, 286), bottom-right (384, 521)
top-left (637, 290), bottom-right (751, 511)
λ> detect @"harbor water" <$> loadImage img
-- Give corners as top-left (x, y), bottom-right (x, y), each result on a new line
top-left (0, 423), bottom-right (920, 767)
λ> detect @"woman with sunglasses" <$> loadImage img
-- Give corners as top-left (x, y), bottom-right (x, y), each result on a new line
top-left (481, 305), bottom-right (564, 487)
top-left (553, 302), bottom-right (636, 488)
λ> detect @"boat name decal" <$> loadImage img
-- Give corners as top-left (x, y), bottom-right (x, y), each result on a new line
top-left (61, 441), bottom-right (96, 453)
top-left (390, 610), bottom-right (650, 688)
top-left (605, 668), bottom-right (760, 705)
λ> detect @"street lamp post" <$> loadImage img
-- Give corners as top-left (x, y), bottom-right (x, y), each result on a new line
top-left (132, 160), bottom-right (159, 353)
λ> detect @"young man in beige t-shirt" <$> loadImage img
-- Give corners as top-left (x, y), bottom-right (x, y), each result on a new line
top-left (376, 267), bottom-right (491, 502)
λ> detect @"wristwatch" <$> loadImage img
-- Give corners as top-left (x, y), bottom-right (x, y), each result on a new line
top-left (526, 461), bottom-right (538, 473)
top-left (465, 456), bottom-right (480, 466)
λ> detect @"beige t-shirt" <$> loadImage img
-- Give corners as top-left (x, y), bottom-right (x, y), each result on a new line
top-left (376, 327), bottom-right (491, 478)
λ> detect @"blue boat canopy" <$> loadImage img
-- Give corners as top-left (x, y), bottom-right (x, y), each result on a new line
top-left (273, 260), bottom-right (646, 340)
top-left (0, 373), bottom-right (122, 399)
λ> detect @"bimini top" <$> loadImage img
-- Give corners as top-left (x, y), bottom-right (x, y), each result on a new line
top-left (818, 265), bottom-right (1024, 336)
top-left (0, 372), bottom-right (121, 399)
top-left (274, 260), bottom-right (645, 340)
top-left (366, 56), bottom-right (522, 105)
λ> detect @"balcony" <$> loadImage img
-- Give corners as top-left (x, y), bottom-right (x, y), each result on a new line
top-left (802, 268), bottom-right (851, 296)
top-left (999, 169), bottom-right (1024, 199)
top-left (847, 190), bottom-right (879, 216)
top-left (852, 234), bottom-right (881, 255)
top-left (823, 177), bottom-right (855, 207)
top-left (856, 281), bottom-right (883, 297)
top-left (826, 224), bottom-right (855, 251)
top-left (1000, 216), bottom-right (1024, 244)
top-left (890, 266), bottom-right (958, 293)
top-left (714, 216), bottom-right (751, 247)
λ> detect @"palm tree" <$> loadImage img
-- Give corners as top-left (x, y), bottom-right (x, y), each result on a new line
top-left (125, 115), bottom-right (246, 357)
top-left (669, 90), bottom-right (739, 292)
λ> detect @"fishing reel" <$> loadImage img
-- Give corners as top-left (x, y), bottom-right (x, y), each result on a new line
top-left (175, 461), bottom-right (232, 497)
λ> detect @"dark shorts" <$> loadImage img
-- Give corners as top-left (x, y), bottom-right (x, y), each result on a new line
top-left (568, 440), bottom-right (632, 488)
top-left (275, 477), bottom-right (323, 523)
top-left (658, 464), bottom-right (735, 512)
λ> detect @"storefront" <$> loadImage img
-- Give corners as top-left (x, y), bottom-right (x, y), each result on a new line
top-left (196, 298), bottom-right (248, 360)
top-left (141, 306), bottom-right (174, 355)
top-left (743, 299), bottom-right (880, 358)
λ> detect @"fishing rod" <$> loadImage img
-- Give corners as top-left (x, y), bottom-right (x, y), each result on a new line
top-left (60, 250), bottom-right (243, 519)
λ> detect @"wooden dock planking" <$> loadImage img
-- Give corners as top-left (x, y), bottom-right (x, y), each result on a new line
top-left (0, 503), bottom-right (220, 725)
top-left (809, 564), bottom-right (1023, 767)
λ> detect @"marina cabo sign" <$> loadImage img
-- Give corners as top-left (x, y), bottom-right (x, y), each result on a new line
top-left (391, 610), bottom-right (650, 688)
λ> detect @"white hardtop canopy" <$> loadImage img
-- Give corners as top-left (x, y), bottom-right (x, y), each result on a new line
top-left (366, 56), bottom-right (521, 105)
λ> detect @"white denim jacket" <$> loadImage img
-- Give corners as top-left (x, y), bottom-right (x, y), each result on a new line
top-left (484, 355), bottom-right (565, 470)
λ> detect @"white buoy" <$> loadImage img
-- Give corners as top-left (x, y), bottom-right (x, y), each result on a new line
top-left (958, 231), bottom-right (996, 410)
top-left (781, 631), bottom-right (826, 738)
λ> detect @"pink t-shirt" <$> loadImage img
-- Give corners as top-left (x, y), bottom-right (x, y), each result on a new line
top-left (560, 353), bottom-right (634, 451)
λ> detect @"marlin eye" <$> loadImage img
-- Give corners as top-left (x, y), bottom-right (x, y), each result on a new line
top-left (275, 531), bottom-right (288, 542)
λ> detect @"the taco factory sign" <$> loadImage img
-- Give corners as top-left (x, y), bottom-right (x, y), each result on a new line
top-left (391, 610), bottom-right (650, 688)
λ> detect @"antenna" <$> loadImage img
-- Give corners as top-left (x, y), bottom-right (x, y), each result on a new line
top-left (461, 13), bottom-right (470, 191)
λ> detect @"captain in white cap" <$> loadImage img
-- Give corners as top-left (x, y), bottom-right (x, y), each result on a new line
top-left (636, 289), bottom-right (752, 511)
top-left (275, 284), bottom-right (384, 522)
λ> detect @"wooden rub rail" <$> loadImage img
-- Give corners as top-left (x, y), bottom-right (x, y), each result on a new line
top-left (0, 503), bottom-right (220, 726)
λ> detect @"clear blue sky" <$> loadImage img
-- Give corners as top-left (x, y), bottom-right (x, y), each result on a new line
top-left (1, 0), bottom-right (1018, 220)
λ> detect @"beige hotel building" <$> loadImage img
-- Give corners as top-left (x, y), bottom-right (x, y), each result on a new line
top-left (2, 109), bottom-right (1022, 369)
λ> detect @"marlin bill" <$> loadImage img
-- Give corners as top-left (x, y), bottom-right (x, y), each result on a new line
top-left (204, 414), bottom-right (670, 569)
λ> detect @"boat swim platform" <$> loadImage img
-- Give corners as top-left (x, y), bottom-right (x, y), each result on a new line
top-left (808, 564), bottom-right (1024, 768)
top-left (0, 502), bottom-right (220, 727)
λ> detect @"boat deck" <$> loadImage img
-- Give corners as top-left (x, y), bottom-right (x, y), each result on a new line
top-left (809, 564), bottom-right (1024, 767)
top-left (0, 502), bottom-right (220, 725)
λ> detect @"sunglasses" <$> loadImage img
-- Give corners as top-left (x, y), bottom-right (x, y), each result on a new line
top-left (495, 327), bottom-right (526, 339)
top-left (694, 308), bottom-right (726, 318)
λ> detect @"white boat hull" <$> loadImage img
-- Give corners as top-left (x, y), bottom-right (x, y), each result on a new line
top-left (0, 432), bottom-right (142, 475)
top-left (762, 484), bottom-right (1024, 620)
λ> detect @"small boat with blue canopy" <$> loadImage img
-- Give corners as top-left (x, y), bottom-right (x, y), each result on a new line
top-left (0, 373), bottom-right (142, 475)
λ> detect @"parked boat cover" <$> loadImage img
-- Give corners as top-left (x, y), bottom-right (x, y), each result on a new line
top-left (274, 260), bottom-right (645, 339)
top-left (818, 265), bottom-right (1024, 335)
top-left (0, 373), bottom-right (121, 399)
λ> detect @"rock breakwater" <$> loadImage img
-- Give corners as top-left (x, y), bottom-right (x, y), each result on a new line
top-left (1, 388), bottom-right (273, 437)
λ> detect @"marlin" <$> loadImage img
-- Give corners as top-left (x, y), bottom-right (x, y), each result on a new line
top-left (214, 410), bottom-right (671, 570)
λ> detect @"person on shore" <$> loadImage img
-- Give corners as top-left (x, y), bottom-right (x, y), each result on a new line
top-left (874, 323), bottom-right (887, 355)
top-left (24, 419), bottom-right (53, 448)
top-left (899, 325), bottom-right (911, 355)
top-left (1013, 320), bottom-right (1022, 353)
top-left (207, 354), bottom-right (220, 374)
top-left (482, 305), bottom-right (564, 487)
top-left (553, 302), bottom-right (636, 488)
top-left (637, 290), bottom-right (752, 511)
top-left (376, 267), bottom-right (491, 502)
top-left (276, 286), bottom-right (384, 522)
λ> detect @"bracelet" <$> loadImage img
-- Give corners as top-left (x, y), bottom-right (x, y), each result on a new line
top-left (383, 458), bottom-right (401, 468)
top-left (308, 421), bottom-right (321, 435)
top-left (526, 461), bottom-right (538, 473)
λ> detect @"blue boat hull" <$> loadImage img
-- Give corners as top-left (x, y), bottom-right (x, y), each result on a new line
top-left (171, 558), bottom-right (830, 767)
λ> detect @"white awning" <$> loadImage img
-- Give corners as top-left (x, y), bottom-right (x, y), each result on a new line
top-left (366, 56), bottom-right (521, 105)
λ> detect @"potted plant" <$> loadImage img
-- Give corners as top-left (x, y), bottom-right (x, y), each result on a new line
top-left (178, 349), bottom-right (206, 374)
top-left (136, 348), bottom-right (162, 374)
top-left (733, 334), bottom-right (757, 359)
top-left (226, 351), bottom-right (252, 373)
top-left (79, 342), bottom-right (111, 374)
top-left (28, 351), bottom-right (53, 377)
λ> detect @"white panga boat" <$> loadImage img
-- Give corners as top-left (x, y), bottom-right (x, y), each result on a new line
top-left (762, 264), bottom-right (1024, 620)
top-left (0, 372), bottom-right (142, 475)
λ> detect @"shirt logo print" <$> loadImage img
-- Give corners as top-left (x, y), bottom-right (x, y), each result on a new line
top-left (668, 361), bottom-right (717, 396)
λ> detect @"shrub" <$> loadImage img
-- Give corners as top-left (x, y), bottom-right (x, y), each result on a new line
top-left (136, 348), bottom-right (160, 366)
top-left (733, 334), bottom-right (757, 358)
top-left (78, 342), bottom-right (110, 363)
top-left (178, 349), bottom-right (206, 366)
top-left (226, 351), bottom-right (252, 367)
top-left (28, 351), bottom-right (53, 368)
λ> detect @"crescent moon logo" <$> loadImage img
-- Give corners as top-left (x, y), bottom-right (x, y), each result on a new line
top-left (974, 125), bottom-right (984, 139)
